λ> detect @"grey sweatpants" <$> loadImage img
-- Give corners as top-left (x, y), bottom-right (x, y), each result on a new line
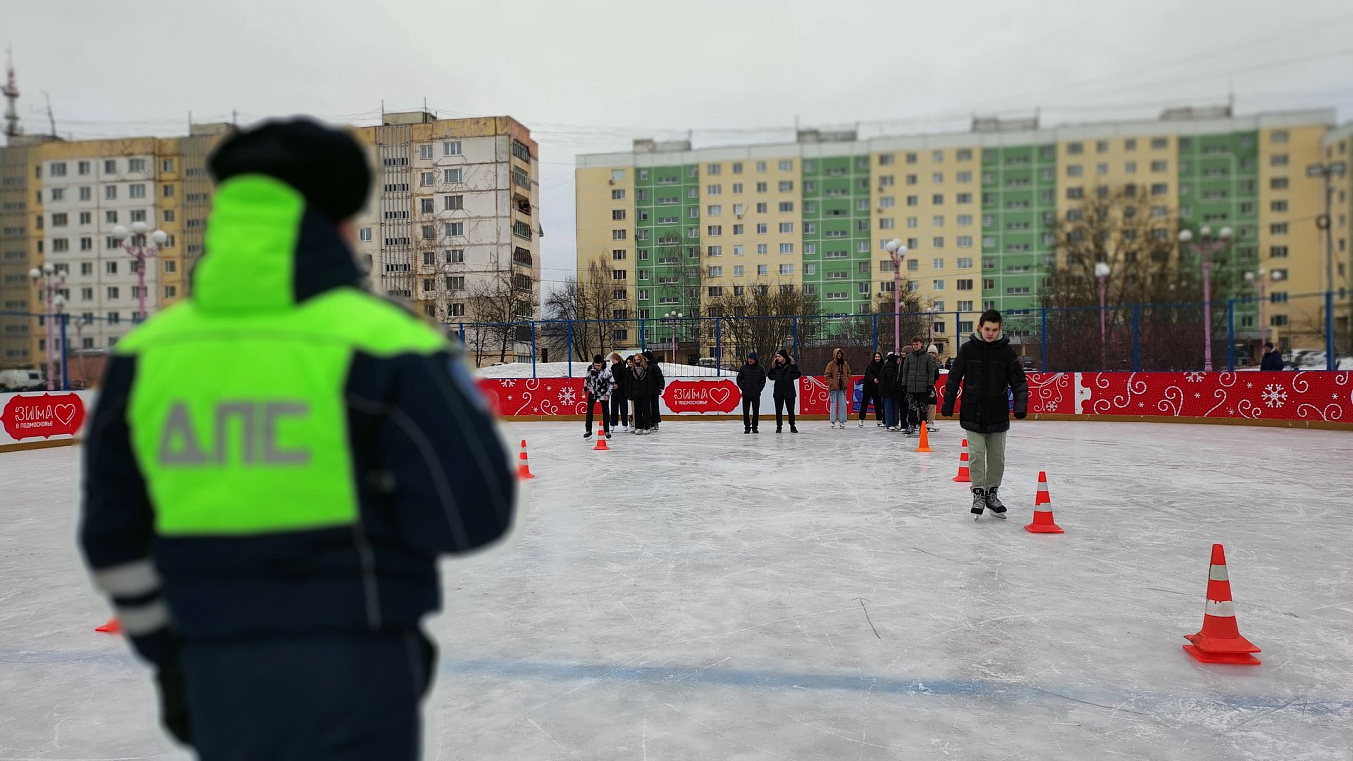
top-left (967, 430), bottom-right (1008, 490)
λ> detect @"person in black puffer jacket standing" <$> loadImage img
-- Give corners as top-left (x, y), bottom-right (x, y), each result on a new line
top-left (766, 349), bottom-right (801, 433)
top-left (941, 309), bottom-right (1029, 520)
top-left (859, 351), bottom-right (884, 428)
top-left (736, 351), bottom-right (767, 433)
top-left (643, 350), bottom-right (665, 432)
top-left (608, 352), bottom-right (631, 432)
top-left (878, 352), bottom-right (902, 430)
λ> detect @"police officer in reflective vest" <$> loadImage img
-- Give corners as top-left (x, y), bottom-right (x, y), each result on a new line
top-left (79, 119), bottom-right (518, 759)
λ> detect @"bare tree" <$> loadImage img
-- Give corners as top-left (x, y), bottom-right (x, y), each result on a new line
top-left (1041, 190), bottom-right (1238, 370)
top-left (542, 255), bottom-right (623, 364)
top-left (706, 280), bottom-right (819, 367)
top-left (464, 263), bottom-right (538, 365)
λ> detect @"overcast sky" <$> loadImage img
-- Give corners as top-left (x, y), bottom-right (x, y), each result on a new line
top-left (8, 0), bottom-right (1352, 293)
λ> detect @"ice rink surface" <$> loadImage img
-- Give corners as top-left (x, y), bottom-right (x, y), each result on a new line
top-left (2, 420), bottom-right (1351, 760)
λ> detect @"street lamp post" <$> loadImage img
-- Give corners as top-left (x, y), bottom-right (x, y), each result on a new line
top-left (111, 221), bottom-right (168, 323)
top-left (1178, 225), bottom-right (1233, 372)
top-left (883, 238), bottom-right (908, 355)
top-left (53, 294), bottom-right (88, 385)
top-left (1244, 268), bottom-right (1284, 353)
top-left (1306, 161), bottom-right (1347, 371)
top-left (1095, 262), bottom-right (1111, 370)
top-left (661, 311), bottom-right (683, 363)
top-left (28, 263), bottom-right (65, 391)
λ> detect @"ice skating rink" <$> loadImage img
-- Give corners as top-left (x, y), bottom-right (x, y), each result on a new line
top-left (1, 420), bottom-right (1351, 760)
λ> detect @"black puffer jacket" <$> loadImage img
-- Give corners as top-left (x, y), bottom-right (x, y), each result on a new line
top-left (863, 358), bottom-right (883, 389)
top-left (767, 358), bottom-right (802, 397)
top-left (878, 355), bottom-right (902, 399)
top-left (942, 333), bottom-right (1029, 434)
top-left (643, 351), bottom-right (666, 394)
top-left (737, 361), bottom-right (767, 396)
top-left (610, 360), bottom-right (631, 397)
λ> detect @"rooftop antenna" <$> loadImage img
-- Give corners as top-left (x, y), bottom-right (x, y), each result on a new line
top-left (42, 91), bottom-right (55, 137)
top-left (231, 109), bottom-right (237, 125)
top-left (1228, 78), bottom-right (1235, 114)
top-left (2, 46), bottom-right (21, 139)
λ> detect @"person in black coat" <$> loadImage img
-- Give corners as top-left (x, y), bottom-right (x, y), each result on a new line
top-left (629, 354), bottom-right (654, 434)
top-left (643, 350), bottom-right (665, 431)
top-left (607, 352), bottom-right (631, 432)
top-left (878, 352), bottom-right (902, 430)
top-left (941, 309), bottom-right (1029, 520)
top-left (736, 351), bottom-right (767, 433)
top-left (859, 351), bottom-right (884, 427)
top-left (1260, 342), bottom-right (1284, 371)
top-left (766, 349), bottom-right (801, 433)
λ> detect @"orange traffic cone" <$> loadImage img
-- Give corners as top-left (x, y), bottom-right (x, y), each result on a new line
top-left (516, 440), bottom-right (535, 479)
top-left (1023, 471), bottom-right (1064, 534)
top-left (1183, 544), bottom-right (1261, 665)
top-left (953, 438), bottom-right (971, 482)
top-left (593, 431), bottom-right (610, 451)
top-left (95, 618), bottom-right (120, 634)
top-left (914, 421), bottom-right (932, 453)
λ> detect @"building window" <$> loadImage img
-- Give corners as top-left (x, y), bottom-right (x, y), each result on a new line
top-left (612, 229), bottom-right (628, 240)
top-left (1270, 154), bottom-right (1288, 167)
top-left (420, 172), bottom-right (435, 186)
top-left (1270, 223), bottom-right (1288, 235)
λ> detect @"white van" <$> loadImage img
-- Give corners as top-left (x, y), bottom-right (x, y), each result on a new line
top-left (0, 368), bottom-right (45, 392)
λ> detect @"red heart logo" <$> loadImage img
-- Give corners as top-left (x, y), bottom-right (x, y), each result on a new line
top-left (708, 387), bottom-right (730, 405)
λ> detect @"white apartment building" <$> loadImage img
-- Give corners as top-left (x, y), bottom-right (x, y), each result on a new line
top-left (37, 150), bottom-right (175, 353)
top-left (351, 112), bottom-right (541, 360)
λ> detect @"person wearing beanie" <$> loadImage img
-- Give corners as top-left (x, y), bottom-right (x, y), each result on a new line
top-left (926, 344), bottom-right (941, 432)
top-left (1260, 341), bottom-right (1284, 371)
top-left (78, 118), bottom-right (517, 759)
top-left (736, 351), bottom-right (767, 433)
top-left (583, 354), bottom-right (614, 440)
top-left (766, 348), bottom-right (802, 433)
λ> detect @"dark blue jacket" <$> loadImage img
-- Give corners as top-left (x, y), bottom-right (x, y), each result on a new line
top-left (1260, 352), bottom-right (1284, 371)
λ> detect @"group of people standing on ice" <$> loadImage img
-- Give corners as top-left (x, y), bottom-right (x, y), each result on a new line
top-left (581, 350), bottom-right (667, 438)
top-left (730, 310), bottom-right (1030, 519)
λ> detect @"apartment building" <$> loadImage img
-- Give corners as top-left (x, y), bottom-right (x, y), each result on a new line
top-left (1, 111), bottom-right (540, 370)
top-left (577, 107), bottom-right (1347, 353)
top-left (350, 112), bottom-right (541, 342)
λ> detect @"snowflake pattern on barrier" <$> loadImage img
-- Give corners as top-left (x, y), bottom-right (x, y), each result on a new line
top-left (558, 386), bottom-right (577, 406)
top-left (1184, 372), bottom-right (1206, 383)
top-left (1262, 384), bottom-right (1288, 408)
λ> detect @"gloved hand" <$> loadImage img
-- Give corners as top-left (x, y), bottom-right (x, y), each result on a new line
top-left (155, 662), bottom-right (193, 746)
top-left (1014, 411), bottom-right (1027, 420)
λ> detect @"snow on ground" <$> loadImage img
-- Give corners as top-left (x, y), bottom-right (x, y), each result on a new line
top-left (2, 421), bottom-right (1352, 760)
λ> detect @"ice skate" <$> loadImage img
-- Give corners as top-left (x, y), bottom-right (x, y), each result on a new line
top-left (583, 431), bottom-right (592, 440)
top-left (790, 425), bottom-right (798, 433)
top-left (859, 420), bottom-right (864, 428)
top-left (622, 424), bottom-right (629, 433)
top-left (605, 430), bottom-right (612, 439)
top-left (986, 487), bottom-right (1008, 518)
top-left (971, 488), bottom-right (987, 519)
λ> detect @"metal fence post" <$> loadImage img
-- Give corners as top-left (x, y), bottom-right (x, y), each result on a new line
top-left (457, 322), bottom-right (465, 344)
top-left (871, 313), bottom-right (878, 355)
top-left (566, 320), bottom-right (573, 378)
top-left (715, 317), bottom-right (722, 372)
top-left (639, 319), bottom-right (646, 352)
top-left (1132, 304), bottom-right (1140, 371)
top-left (1226, 298), bottom-right (1236, 372)
top-left (59, 313), bottom-right (69, 391)
top-left (1326, 290), bottom-right (1336, 371)
top-left (530, 321), bottom-right (537, 379)
top-left (792, 316), bottom-right (799, 362)
top-left (1040, 308), bottom-right (1049, 371)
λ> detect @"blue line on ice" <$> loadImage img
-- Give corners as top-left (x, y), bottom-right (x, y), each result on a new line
top-left (6, 649), bottom-right (1349, 716)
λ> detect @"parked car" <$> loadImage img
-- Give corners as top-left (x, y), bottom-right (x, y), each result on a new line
top-left (0, 368), bottom-right (46, 392)
top-left (1019, 356), bottom-right (1037, 372)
